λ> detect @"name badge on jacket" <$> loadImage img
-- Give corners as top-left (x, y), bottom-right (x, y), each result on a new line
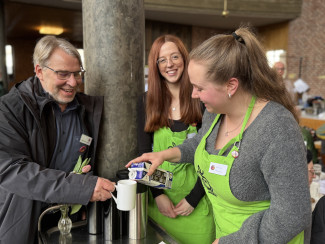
top-left (80, 134), bottom-right (93, 146)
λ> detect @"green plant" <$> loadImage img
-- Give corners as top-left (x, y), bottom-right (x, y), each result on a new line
top-left (70, 156), bottom-right (91, 215)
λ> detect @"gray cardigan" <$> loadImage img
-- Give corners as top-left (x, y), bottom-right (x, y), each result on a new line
top-left (178, 101), bottom-right (311, 244)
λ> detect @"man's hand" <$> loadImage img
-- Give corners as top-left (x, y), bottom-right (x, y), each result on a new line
top-left (90, 177), bottom-right (116, 202)
top-left (174, 198), bottom-right (194, 216)
top-left (155, 194), bottom-right (177, 218)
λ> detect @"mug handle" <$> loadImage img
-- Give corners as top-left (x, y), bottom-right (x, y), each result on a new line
top-left (109, 185), bottom-right (118, 204)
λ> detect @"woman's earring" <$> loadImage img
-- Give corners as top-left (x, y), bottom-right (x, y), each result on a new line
top-left (228, 93), bottom-right (231, 99)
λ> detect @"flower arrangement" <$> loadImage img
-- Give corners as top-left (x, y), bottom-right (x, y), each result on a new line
top-left (58, 156), bottom-right (90, 235)
top-left (70, 156), bottom-right (91, 214)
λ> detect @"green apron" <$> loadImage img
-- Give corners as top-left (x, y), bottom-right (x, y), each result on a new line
top-left (194, 96), bottom-right (304, 243)
top-left (149, 125), bottom-right (215, 244)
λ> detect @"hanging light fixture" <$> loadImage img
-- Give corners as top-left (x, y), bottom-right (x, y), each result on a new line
top-left (39, 26), bottom-right (64, 35)
top-left (222, 0), bottom-right (229, 17)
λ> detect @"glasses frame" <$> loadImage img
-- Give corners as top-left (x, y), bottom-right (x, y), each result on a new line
top-left (44, 66), bottom-right (86, 81)
top-left (156, 53), bottom-right (183, 67)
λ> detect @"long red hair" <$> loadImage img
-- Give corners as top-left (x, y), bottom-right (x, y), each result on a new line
top-left (145, 35), bottom-right (202, 132)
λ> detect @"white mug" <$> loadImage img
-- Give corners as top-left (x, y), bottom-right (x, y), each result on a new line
top-left (111, 179), bottom-right (137, 211)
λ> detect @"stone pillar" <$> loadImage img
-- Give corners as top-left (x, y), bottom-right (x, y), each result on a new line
top-left (82, 0), bottom-right (145, 179)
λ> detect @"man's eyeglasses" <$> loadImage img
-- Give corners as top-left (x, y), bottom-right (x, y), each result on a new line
top-left (44, 66), bottom-right (85, 81)
top-left (156, 53), bottom-right (183, 67)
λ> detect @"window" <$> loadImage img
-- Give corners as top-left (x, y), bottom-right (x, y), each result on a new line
top-left (5, 45), bottom-right (13, 75)
top-left (266, 49), bottom-right (286, 68)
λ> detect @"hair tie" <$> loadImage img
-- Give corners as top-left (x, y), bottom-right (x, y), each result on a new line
top-left (232, 32), bottom-right (245, 44)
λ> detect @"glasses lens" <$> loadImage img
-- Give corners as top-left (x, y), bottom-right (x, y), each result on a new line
top-left (157, 58), bottom-right (167, 66)
top-left (57, 71), bottom-right (71, 80)
top-left (157, 54), bottom-right (182, 67)
top-left (73, 71), bottom-right (82, 80)
top-left (171, 54), bottom-right (180, 62)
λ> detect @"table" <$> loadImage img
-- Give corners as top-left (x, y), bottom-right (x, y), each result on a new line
top-left (299, 111), bottom-right (325, 130)
top-left (39, 218), bottom-right (178, 244)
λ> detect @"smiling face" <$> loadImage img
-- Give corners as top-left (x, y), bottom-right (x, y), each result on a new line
top-left (188, 60), bottom-right (227, 114)
top-left (157, 42), bottom-right (184, 85)
top-left (35, 48), bottom-right (82, 111)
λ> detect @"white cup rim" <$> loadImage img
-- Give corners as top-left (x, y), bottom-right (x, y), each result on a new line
top-left (118, 179), bottom-right (137, 185)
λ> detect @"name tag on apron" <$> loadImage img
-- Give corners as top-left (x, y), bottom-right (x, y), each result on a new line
top-left (209, 162), bottom-right (228, 176)
top-left (187, 133), bottom-right (196, 139)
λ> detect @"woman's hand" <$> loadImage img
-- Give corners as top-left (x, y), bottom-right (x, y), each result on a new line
top-left (212, 239), bottom-right (219, 244)
top-left (125, 148), bottom-right (181, 176)
top-left (155, 194), bottom-right (177, 218)
top-left (125, 152), bottom-right (166, 176)
top-left (174, 198), bottom-right (194, 216)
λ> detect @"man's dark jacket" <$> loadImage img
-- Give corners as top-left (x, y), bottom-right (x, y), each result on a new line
top-left (311, 195), bottom-right (325, 244)
top-left (0, 76), bottom-right (103, 243)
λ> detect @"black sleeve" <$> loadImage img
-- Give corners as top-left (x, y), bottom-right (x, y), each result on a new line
top-left (311, 195), bottom-right (325, 244)
top-left (185, 177), bottom-right (205, 208)
top-left (136, 93), bottom-right (153, 155)
top-left (136, 93), bottom-right (164, 197)
top-left (150, 186), bottom-right (164, 198)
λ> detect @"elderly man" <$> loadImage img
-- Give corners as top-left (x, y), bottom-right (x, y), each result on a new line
top-left (0, 36), bottom-right (115, 243)
top-left (273, 61), bottom-right (297, 104)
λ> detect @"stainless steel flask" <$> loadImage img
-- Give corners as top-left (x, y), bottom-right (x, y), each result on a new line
top-left (128, 183), bottom-right (148, 239)
top-left (87, 201), bottom-right (102, 234)
top-left (103, 193), bottom-right (120, 241)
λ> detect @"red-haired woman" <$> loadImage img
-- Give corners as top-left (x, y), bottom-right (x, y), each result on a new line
top-left (136, 35), bottom-right (215, 243)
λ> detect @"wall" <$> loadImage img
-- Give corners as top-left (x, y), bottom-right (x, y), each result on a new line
top-left (7, 0), bottom-right (323, 99)
top-left (287, 0), bottom-right (325, 98)
top-left (145, 20), bottom-right (192, 64)
top-left (7, 38), bottom-right (35, 88)
top-left (191, 26), bottom-right (224, 49)
top-left (7, 22), bottom-right (290, 89)
top-left (259, 22), bottom-right (288, 51)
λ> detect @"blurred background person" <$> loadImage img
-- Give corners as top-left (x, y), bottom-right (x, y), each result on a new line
top-left (273, 61), bottom-right (298, 104)
top-left (307, 149), bottom-right (316, 185)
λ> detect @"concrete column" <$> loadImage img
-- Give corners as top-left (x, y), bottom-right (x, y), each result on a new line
top-left (82, 0), bottom-right (145, 179)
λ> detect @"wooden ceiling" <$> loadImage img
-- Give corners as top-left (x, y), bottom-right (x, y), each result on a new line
top-left (4, 2), bottom-right (83, 43)
top-left (3, 0), bottom-right (302, 45)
